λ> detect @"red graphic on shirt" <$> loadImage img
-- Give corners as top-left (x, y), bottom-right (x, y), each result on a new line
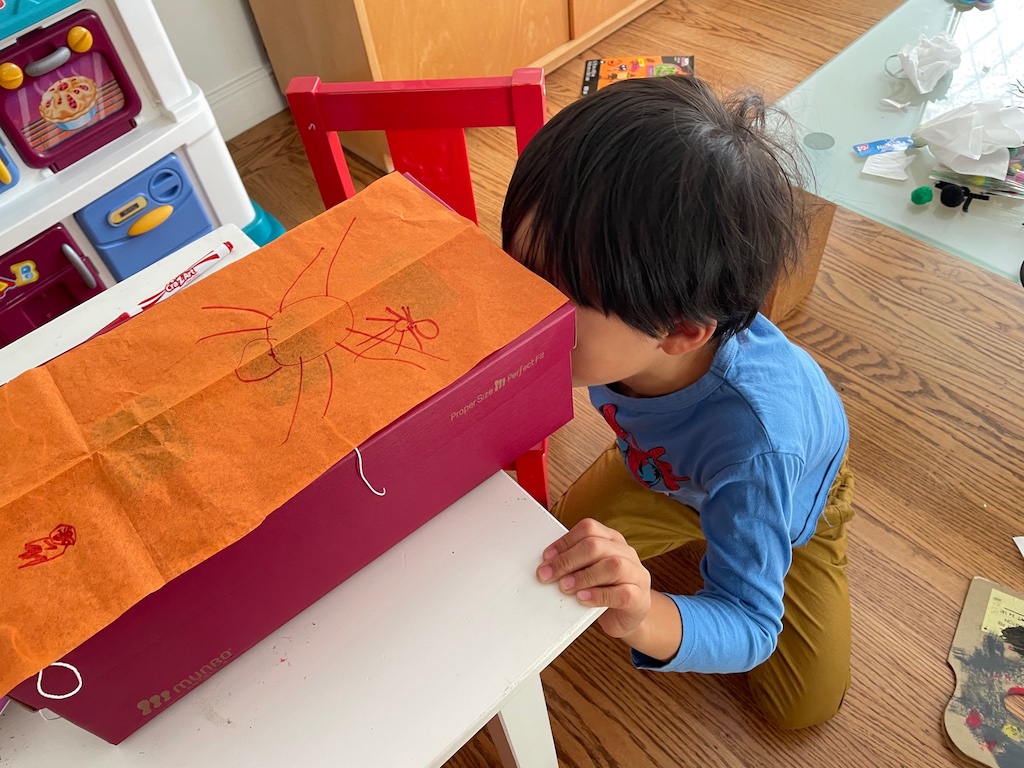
top-left (18, 524), bottom-right (77, 569)
top-left (600, 403), bottom-right (689, 490)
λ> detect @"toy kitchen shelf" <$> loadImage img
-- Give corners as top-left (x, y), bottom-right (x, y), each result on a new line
top-left (0, 0), bottom-right (282, 345)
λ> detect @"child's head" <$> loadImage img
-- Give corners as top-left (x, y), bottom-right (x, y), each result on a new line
top-left (502, 76), bottom-right (805, 389)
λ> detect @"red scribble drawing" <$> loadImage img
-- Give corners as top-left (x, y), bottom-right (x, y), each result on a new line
top-left (197, 218), bottom-right (445, 443)
top-left (346, 305), bottom-right (446, 365)
top-left (19, 524), bottom-right (77, 569)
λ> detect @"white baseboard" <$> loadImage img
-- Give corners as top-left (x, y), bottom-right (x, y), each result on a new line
top-left (205, 65), bottom-right (287, 141)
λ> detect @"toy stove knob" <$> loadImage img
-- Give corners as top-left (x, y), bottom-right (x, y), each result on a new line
top-left (0, 62), bottom-right (22, 90)
top-left (67, 26), bottom-right (94, 54)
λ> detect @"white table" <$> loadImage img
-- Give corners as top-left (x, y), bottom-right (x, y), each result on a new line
top-left (0, 472), bottom-right (601, 767)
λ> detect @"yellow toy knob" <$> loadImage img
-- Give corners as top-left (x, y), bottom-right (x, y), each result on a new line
top-left (67, 26), bottom-right (93, 54)
top-left (0, 62), bottom-right (23, 90)
top-left (128, 205), bottom-right (174, 237)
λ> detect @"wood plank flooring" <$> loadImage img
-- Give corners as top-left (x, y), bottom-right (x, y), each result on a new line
top-left (228, 1), bottom-right (1024, 764)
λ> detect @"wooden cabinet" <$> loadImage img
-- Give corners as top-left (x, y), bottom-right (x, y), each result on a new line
top-left (248, 0), bottom-right (664, 168)
top-left (571, 0), bottom-right (638, 37)
top-left (359, 1), bottom-right (571, 80)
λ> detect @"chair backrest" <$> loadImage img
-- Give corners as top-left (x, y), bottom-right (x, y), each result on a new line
top-left (286, 69), bottom-right (547, 224)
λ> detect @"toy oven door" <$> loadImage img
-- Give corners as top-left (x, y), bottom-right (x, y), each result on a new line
top-left (0, 224), bottom-right (105, 348)
top-left (0, 9), bottom-right (141, 171)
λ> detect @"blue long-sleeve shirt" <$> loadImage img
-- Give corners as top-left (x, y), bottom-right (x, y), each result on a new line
top-left (588, 314), bottom-right (848, 674)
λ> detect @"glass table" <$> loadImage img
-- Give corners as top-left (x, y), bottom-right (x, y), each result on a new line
top-left (776, 0), bottom-right (1024, 282)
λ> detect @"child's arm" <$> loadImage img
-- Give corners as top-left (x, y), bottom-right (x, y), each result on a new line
top-left (537, 518), bottom-right (682, 660)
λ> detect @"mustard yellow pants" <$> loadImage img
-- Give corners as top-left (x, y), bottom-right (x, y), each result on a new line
top-left (552, 444), bottom-right (855, 730)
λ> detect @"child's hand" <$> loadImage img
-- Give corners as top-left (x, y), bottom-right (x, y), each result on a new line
top-left (537, 518), bottom-right (652, 639)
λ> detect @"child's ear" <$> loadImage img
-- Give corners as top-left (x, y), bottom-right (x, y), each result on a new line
top-left (660, 321), bottom-right (716, 355)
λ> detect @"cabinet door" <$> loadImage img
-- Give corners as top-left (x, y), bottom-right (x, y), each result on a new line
top-left (570, 0), bottom-right (639, 38)
top-left (248, 0), bottom-right (378, 92)
top-left (247, 0), bottom-right (391, 172)
top-left (363, 0), bottom-right (570, 80)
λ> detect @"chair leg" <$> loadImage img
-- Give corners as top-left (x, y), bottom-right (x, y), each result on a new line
top-left (286, 77), bottom-right (357, 210)
top-left (510, 438), bottom-right (550, 509)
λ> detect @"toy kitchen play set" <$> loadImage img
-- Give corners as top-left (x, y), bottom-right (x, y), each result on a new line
top-left (0, 0), bottom-right (284, 349)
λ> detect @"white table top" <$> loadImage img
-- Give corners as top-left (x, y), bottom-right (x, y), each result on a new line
top-left (0, 472), bottom-right (600, 767)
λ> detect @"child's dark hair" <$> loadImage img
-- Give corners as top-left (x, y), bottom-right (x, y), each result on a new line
top-left (501, 75), bottom-right (806, 342)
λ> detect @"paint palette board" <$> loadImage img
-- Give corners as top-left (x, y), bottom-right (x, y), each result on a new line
top-left (945, 577), bottom-right (1024, 767)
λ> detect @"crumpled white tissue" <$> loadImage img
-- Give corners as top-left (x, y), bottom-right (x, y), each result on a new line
top-left (897, 33), bottom-right (962, 94)
top-left (912, 101), bottom-right (1024, 179)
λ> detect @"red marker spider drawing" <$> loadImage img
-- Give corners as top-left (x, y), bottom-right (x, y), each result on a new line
top-left (197, 218), bottom-right (445, 443)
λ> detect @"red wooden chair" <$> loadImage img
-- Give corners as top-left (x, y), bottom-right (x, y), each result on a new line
top-left (286, 68), bottom-right (554, 507)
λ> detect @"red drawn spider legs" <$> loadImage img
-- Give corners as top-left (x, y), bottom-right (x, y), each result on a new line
top-left (284, 357), bottom-right (304, 445)
top-left (282, 352), bottom-right (337, 444)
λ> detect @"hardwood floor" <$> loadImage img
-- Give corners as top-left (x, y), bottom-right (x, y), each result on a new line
top-left (227, 1), bottom-right (1024, 765)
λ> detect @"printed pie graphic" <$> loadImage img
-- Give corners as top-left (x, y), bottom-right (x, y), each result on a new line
top-left (39, 76), bottom-right (98, 128)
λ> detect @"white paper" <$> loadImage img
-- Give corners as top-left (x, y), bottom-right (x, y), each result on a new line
top-left (897, 33), bottom-right (962, 94)
top-left (1014, 535), bottom-right (1024, 560)
top-left (912, 101), bottom-right (1024, 180)
top-left (862, 151), bottom-right (914, 180)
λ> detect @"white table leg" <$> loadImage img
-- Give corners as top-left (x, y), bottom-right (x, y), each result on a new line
top-left (485, 674), bottom-right (558, 768)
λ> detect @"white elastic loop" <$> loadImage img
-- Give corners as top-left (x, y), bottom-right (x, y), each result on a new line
top-left (354, 445), bottom-right (385, 497)
top-left (36, 662), bottom-right (83, 700)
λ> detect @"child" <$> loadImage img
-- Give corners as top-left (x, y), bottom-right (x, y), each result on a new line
top-left (501, 75), bottom-right (854, 730)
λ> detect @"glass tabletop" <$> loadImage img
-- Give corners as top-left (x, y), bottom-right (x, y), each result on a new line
top-left (776, 0), bottom-right (1024, 282)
